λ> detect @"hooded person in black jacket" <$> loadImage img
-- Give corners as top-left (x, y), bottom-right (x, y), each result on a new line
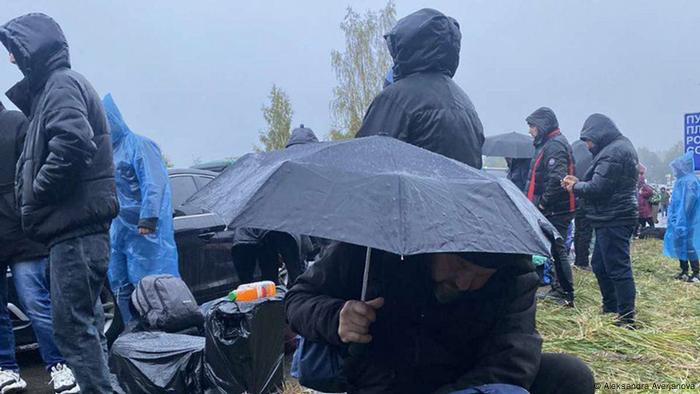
top-left (356, 8), bottom-right (484, 169)
top-left (525, 107), bottom-right (575, 306)
top-left (564, 114), bottom-right (639, 327)
top-left (286, 242), bottom-right (594, 394)
top-left (1, 13), bottom-right (118, 392)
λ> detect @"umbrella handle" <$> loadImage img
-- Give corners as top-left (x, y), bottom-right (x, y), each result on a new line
top-left (361, 247), bottom-right (372, 301)
top-left (351, 247), bottom-right (373, 357)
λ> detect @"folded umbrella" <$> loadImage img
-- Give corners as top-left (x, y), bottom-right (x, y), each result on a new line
top-left (482, 132), bottom-right (535, 159)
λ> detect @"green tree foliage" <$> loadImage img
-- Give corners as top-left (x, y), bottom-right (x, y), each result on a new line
top-left (329, 1), bottom-right (396, 140)
top-left (256, 85), bottom-right (293, 152)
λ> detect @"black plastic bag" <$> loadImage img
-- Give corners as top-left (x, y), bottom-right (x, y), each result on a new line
top-left (110, 331), bottom-right (205, 393)
top-left (203, 289), bottom-right (285, 394)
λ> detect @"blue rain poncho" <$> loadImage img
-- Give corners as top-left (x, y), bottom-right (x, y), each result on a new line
top-left (103, 94), bottom-right (179, 292)
top-left (663, 151), bottom-right (700, 260)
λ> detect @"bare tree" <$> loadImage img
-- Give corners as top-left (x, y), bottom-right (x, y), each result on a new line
top-left (256, 84), bottom-right (294, 152)
top-left (329, 1), bottom-right (396, 140)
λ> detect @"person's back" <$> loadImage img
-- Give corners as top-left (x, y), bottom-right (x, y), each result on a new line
top-left (356, 8), bottom-right (484, 169)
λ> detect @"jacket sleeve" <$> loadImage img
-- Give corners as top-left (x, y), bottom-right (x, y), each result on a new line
top-left (284, 243), bottom-right (363, 346)
top-left (573, 154), bottom-right (619, 200)
top-left (134, 138), bottom-right (168, 229)
top-left (639, 184), bottom-right (653, 199)
top-left (356, 93), bottom-right (410, 140)
top-left (436, 268), bottom-right (543, 393)
top-left (33, 84), bottom-right (98, 203)
top-left (539, 143), bottom-right (569, 210)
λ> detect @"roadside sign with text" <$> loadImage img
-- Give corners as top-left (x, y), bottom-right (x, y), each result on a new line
top-left (684, 112), bottom-right (700, 170)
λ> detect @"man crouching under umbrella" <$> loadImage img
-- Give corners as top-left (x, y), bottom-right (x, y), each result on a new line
top-left (285, 243), bottom-right (594, 394)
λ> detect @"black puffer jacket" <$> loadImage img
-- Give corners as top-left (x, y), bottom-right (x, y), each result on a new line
top-left (356, 9), bottom-right (484, 168)
top-left (524, 108), bottom-right (575, 217)
top-left (1, 13), bottom-right (118, 245)
top-left (573, 114), bottom-right (639, 228)
top-left (286, 243), bottom-right (542, 394)
top-left (0, 101), bottom-right (48, 262)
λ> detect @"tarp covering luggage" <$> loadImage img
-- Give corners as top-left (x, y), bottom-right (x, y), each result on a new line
top-left (110, 331), bottom-right (205, 394)
top-left (203, 290), bottom-right (285, 394)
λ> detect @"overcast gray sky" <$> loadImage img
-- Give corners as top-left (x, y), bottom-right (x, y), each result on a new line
top-left (1, 1), bottom-right (698, 166)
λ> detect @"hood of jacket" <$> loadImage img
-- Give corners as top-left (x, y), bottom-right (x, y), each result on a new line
top-left (580, 114), bottom-right (622, 156)
top-left (526, 107), bottom-right (559, 146)
top-left (102, 93), bottom-right (132, 146)
top-left (671, 151), bottom-right (695, 178)
top-left (385, 8), bottom-right (461, 81)
top-left (286, 125), bottom-right (319, 148)
top-left (0, 13), bottom-right (70, 95)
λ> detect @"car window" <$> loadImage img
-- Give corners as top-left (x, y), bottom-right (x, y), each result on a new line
top-left (195, 175), bottom-right (214, 190)
top-left (170, 176), bottom-right (198, 208)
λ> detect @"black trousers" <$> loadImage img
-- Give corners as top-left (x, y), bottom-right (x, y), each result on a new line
top-left (680, 260), bottom-right (700, 275)
top-left (232, 231), bottom-right (306, 285)
top-left (546, 214), bottom-right (575, 294)
top-left (530, 353), bottom-right (595, 394)
top-left (591, 225), bottom-right (636, 318)
top-left (574, 212), bottom-right (593, 267)
top-left (347, 352), bottom-right (594, 394)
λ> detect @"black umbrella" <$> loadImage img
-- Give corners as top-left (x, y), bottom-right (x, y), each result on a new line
top-left (482, 132), bottom-right (535, 159)
top-left (186, 136), bottom-right (554, 282)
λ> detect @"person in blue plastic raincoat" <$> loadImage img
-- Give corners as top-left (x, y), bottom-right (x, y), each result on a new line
top-left (103, 94), bottom-right (179, 323)
top-left (664, 151), bottom-right (700, 283)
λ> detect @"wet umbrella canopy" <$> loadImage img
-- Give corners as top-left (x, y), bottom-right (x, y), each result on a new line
top-left (482, 132), bottom-right (535, 159)
top-left (186, 136), bottom-right (554, 259)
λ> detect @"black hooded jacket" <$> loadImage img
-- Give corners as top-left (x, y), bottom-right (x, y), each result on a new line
top-left (285, 242), bottom-right (542, 393)
top-left (573, 114), bottom-right (639, 227)
top-left (0, 101), bottom-right (47, 262)
top-left (1, 14), bottom-right (118, 245)
top-left (356, 9), bottom-right (484, 169)
top-left (524, 108), bottom-right (575, 217)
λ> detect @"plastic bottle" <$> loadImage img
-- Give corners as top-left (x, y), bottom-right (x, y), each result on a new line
top-left (228, 280), bottom-right (277, 302)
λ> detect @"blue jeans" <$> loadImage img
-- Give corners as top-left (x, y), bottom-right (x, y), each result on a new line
top-left (591, 226), bottom-right (636, 318)
top-left (0, 258), bottom-right (65, 371)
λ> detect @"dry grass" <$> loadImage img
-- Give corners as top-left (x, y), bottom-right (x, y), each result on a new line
top-left (282, 240), bottom-right (700, 393)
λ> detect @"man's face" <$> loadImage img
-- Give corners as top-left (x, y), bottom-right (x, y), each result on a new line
top-left (585, 140), bottom-right (595, 151)
top-left (431, 254), bottom-right (497, 303)
top-left (9, 52), bottom-right (15, 64)
top-left (528, 124), bottom-right (538, 139)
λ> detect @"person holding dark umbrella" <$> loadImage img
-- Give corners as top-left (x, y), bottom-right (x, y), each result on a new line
top-left (525, 107), bottom-right (576, 306)
top-left (483, 132), bottom-right (534, 192)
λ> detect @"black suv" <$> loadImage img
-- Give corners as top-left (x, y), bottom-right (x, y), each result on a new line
top-left (10, 168), bottom-right (241, 348)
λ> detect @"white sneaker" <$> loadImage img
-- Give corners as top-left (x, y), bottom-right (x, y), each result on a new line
top-left (0, 368), bottom-right (26, 393)
top-left (49, 364), bottom-right (80, 394)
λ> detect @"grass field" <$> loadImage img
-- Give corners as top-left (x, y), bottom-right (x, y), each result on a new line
top-left (283, 239), bottom-right (700, 393)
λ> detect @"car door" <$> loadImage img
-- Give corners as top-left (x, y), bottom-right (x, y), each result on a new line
top-left (171, 173), bottom-right (239, 303)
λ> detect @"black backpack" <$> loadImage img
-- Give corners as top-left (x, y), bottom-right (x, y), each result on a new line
top-left (132, 274), bottom-right (204, 333)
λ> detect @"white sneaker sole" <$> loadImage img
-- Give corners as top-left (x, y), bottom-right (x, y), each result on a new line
top-left (55, 385), bottom-right (80, 394)
top-left (0, 381), bottom-right (27, 394)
